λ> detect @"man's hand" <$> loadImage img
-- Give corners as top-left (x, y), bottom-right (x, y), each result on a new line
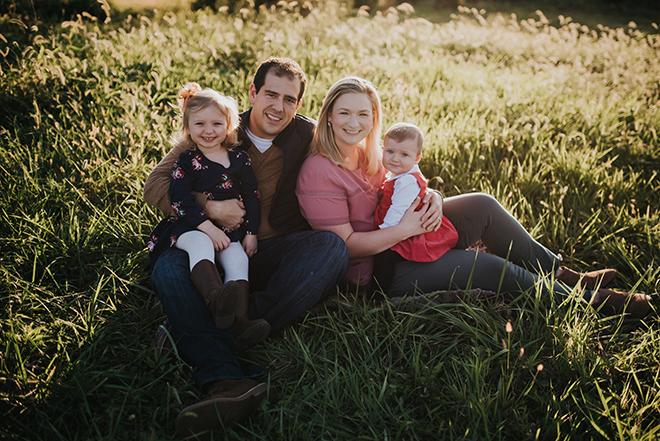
top-left (204, 199), bottom-right (246, 231)
top-left (420, 190), bottom-right (443, 231)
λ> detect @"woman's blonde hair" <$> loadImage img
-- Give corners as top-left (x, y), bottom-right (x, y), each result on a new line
top-left (309, 76), bottom-right (382, 176)
top-left (173, 82), bottom-right (240, 150)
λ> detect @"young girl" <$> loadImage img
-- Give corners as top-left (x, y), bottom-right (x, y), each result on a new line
top-left (372, 122), bottom-right (459, 292)
top-left (147, 82), bottom-right (269, 349)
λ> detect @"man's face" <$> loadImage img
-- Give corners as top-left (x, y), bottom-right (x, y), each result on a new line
top-left (248, 72), bottom-right (302, 140)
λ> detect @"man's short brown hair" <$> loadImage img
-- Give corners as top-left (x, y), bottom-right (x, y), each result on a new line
top-left (252, 57), bottom-right (307, 102)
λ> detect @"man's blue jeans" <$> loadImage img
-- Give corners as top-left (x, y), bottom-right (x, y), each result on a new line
top-left (151, 230), bottom-right (349, 388)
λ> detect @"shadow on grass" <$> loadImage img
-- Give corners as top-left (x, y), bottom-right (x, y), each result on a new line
top-left (3, 279), bottom-right (194, 441)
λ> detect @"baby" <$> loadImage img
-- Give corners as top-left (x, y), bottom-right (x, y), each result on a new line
top-left (373, 122), bottom-right (459, 292)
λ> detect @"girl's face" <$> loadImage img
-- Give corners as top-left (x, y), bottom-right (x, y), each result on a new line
top-left (382, 137), bottom-right (422, 176)
top-left (186, 105), bottom-right (228, 153)
top-left (327, 92), bottom-right (373, 150)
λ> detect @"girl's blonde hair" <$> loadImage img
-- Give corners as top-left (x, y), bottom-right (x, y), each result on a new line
top-left (173, 82), bottom-right (240, 150)
top-left (309, 76), bottom-right (382, 176)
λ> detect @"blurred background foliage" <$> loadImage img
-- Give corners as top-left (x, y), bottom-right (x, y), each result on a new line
top-left (3, 0), bottom-right (660, 27)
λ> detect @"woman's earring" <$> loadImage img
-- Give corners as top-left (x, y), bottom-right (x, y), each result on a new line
top-left (327, 122), bottom-right (331, 127)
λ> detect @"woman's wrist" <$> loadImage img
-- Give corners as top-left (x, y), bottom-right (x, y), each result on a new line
top-left (391, 221), bottom-right (414, 242)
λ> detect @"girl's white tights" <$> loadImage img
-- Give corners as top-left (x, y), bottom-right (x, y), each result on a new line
top-left (175, 230), bottom-right (249, 283)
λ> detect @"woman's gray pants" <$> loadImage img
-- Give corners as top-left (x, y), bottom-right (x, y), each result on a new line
top-left (388, 193), bottom-right (582, 299)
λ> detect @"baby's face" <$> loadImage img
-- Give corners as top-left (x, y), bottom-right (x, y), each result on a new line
top-left (382, 137), bottom-right (421, 176)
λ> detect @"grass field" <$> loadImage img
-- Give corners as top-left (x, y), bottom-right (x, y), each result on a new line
top-left (1, 2), bottom-right (660, 440)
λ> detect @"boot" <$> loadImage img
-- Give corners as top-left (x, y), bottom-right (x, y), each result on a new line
top-left (591, 288), bottom-right (652, 319)
top-left (190, 259), bottom-right (239, 329)
top-left (227, 280), bottom-right (270, 351)
top-left (556, 266), bottom-right (617, 289)
top-left (175, 378), bottom-right (277, 438)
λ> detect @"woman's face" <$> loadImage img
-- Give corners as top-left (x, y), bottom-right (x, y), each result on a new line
top-left (327, 92), bottom-right (373, 149)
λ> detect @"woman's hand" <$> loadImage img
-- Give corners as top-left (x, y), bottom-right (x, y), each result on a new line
top-left (398, 197), bottom-right (431, 238)
top-left (420, 191), bottom-right (443, 231)
top-left (242, 234), bottom-right (258, 257)
top-left (197, 220), bottom-right (231, 251)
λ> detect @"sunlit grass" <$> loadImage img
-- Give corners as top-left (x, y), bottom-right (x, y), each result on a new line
top-left (110, 0), bottom-right (192, 12)
top-left (1, 2), bottom-right (659, 439)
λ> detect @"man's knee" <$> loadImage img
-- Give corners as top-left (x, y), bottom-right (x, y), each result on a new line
top-left (152, 249), bottom-right (191, 292)
top-left (309, 230), bottom-right (350, 274)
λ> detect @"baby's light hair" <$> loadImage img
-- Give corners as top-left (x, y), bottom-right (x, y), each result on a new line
top-left (384, 122), bottom-right (424, 156)
top-left (173, 82), bottom-right (240, 150)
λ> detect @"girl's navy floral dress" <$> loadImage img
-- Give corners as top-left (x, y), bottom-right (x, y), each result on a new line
top-left (147, 148), bottom-right (260, 268)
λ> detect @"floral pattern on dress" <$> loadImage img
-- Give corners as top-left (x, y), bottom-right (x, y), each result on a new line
top-left (191, 154), bottom-right (208, 171)
top-left (171, 201), bottom-right (185, 217)
top-left (172, 166), bottom-right (185, 180)
top-left (147, 234), bottom-right (158, 252)
top-left (219, 179), bottom-right (234, 190)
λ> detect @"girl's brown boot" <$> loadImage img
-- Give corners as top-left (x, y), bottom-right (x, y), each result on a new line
top-left (226, 280), bottom-right (270, 351)
top-left (190, 259), bottom-right (239, 329)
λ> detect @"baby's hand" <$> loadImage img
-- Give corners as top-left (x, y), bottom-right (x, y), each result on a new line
top-left (208, 229), bottom-right (231, 251)
top-left (197, 220), bottom-right (231, 251)
top-left (242, 234), bottom-right (258, 257)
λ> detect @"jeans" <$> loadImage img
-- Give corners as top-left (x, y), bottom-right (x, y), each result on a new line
top-left (248, 230), bottom-right (350, 332)
top-left (388, 193), bottom-right (590, 300)
top-left (151, 230), bottom-right (349, 388)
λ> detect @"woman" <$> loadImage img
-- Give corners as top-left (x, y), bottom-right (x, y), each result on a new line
top-left (295, 76), bottom-right (651, 317)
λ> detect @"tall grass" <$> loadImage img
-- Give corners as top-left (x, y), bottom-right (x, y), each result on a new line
top-left (1, 3), bottom-right (659, 440)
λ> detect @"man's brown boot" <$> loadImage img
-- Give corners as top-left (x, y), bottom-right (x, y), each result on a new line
top-left (226, 280), bottom-right (270, 351)
top-left (175, 378), bottom-right (277, 439)
top-left (190, 259), bottom-right (239, 329)
top-left (556, 266), bottom-right (617, 289)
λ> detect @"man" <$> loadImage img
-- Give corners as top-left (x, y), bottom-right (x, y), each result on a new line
top-left (143, 57), bottom-right (350, 437)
